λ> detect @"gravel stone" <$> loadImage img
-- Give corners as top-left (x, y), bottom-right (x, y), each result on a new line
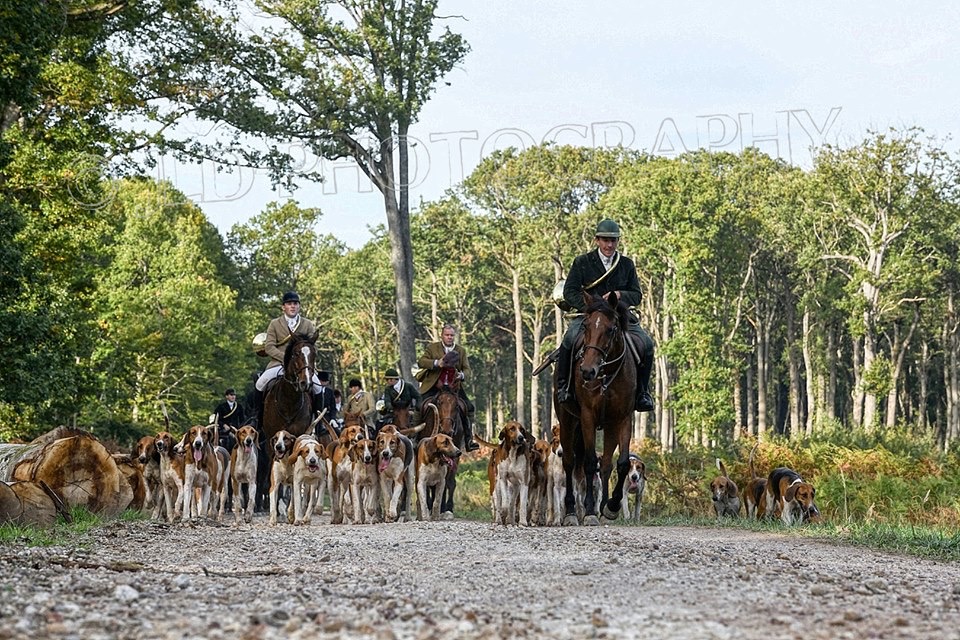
top-left (1, 517), bottom-right (959, 639)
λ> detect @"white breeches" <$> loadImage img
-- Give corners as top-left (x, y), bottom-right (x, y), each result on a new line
top-left (256, 366), bottom-right (322, 393)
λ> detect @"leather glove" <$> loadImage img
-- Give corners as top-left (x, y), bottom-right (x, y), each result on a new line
top-left (442, 350), bottom-right (460, 367)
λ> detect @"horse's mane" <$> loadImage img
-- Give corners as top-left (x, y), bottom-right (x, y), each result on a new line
top-left (282, 332), bottom-right (315, 370)
top-left (583, 294), bottom-right (632, 328)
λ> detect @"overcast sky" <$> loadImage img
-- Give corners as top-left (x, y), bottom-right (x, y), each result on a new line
top-left (159, 1), bottom-right (960, 248)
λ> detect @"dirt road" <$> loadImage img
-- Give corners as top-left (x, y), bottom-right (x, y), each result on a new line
top-left (1, 517), bottom-right (959, 639)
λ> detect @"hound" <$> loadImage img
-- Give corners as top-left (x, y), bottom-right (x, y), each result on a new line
top-left (711, 458), bottom-right (741, 519)
top-left (620, 453), bottom-right (647, 522)
top-left (741, 443), bottom-right (767, 520)
top-left (327, 424), bottom-right (364, 524)
top-left (544, 430), bottom-right (565, 527)
top-left (416, 433), bottom-right (461, 521)
top-left (182, 424), bottom-right (227, 521)
top-left (376, 429), bottom-right (415, 523)
top-left (154, 431), bottom-right (185, 522)
top-left (231, 425), bottom-right (260, 523)
top-left (291, 434), bottom-right (326, 525)
top-left (268, 430), bottom-right (297, 525)
top-left (349, 437), bottom-right (380, 524)
top-left (134, 435), bottom-right (162, 518)
top-left (492, 420), bottom-right (530, 527)
top-left (526, 438), bottom-right (551, 526)
top-left (765, 467), bottom-right (821, 526)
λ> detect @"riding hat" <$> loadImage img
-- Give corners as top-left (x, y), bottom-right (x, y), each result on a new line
top-left (385, 368), bottom-right (400, 379)
top-left (282, 291), bottom-right (300, 304)
top-left (317, 370), bottom-right (330, 382)
top-left (594, 219), bottom-right (621, 238)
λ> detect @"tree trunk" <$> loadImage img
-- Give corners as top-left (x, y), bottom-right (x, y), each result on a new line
top-left (745, 352), bottom-right (755, 438)
top-left (802, 308), bottom-right (816, 437)
top-left (919, 341), bottom-right (930, 433)
top-left (885, 308), bottom-right (920, 429)
top-left (512, 267), bottom-right (525, 423)
top-left (530, 316), bottom-right (542, 438)
top-left (756, 317), bottom-right (768, 441)
top-left (852, 336), bottom-right (864, 428)
top-left (786, 299), bottom-right (801, 439)
top-left (733, 373), bottom-right (742, 441)
top-left (384, 128), bottom-right (416, 377)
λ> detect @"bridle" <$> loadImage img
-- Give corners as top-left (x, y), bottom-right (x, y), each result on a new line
top-left (576, 309), bottom-right (627, 394)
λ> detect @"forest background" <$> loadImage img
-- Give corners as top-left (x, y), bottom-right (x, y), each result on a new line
top-left (2, 0), bottom-right (960, 491)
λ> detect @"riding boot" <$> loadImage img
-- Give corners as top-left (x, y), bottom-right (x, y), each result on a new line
top-left (463, 410), bottom-right (479, 452)
top-left (635, 349), bottom-right (655, 412)
top-left (253, 388), bottom-right (264, 429)
top-left (555, 344), bottom-right (573, 404)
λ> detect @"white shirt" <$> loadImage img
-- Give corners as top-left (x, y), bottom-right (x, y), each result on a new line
top-left (286, 314), bottom-right (300, 331)
top-left (597, 248), bottom-right (617, 271)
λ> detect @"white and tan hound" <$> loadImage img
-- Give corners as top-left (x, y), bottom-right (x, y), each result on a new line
top-left (765, 467), bottom-right (821, 525)
top-left (230, 425), bottom-right (259, 523)
top-left (711, 458), bottom-right (740, 519)
top-left (416, 433), bottom-right (461, 521)
top-left (620, 453), bottom-right (647, 522)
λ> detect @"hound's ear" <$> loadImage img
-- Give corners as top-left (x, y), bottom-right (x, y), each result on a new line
top-left (498, 428), bottom-right (506, 442)
top-left (607, 290), bottom-right (620, 308)
top-left (785, 485), bottom-right (799, 502)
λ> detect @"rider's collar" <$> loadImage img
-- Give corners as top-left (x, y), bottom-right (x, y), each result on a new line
top-left (596, 248), bottom-right (618, 270)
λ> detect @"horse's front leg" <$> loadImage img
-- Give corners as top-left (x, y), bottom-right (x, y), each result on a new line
top-left (602, 420), bottom-right (632, 521)
top-left (579, 417), bottom-right (600, 526)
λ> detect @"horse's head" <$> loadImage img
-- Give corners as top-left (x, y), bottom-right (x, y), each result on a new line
top-left (578, 290), bottom-right (629, 383)
top-left (425, 390), bottom-right (461, 437)
top-left (282, 331), bottom-right (318, 392)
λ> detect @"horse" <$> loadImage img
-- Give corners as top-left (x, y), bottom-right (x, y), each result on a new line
top-left (420, 382), bottom-right (465, 518)
top-left (261, 332), bottom-right (319, 443)
top-left (554, 290), bottom-right (637, 525)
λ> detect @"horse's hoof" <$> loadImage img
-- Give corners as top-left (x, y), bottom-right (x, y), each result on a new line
top-left (583, 515), bottom-right (600, 526)
top-left (562, 515), bottom-right (580, 526)
top-left (602, 504), bottom-right (620, 521)
top-left (441, 511), bottom-right (455, 521)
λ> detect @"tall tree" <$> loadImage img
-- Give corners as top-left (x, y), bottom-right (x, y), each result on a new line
top-left (154, 0), bottom-right (469, 377)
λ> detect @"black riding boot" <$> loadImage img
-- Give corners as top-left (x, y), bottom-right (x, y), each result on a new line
top-left (635, 350), bottom-right (655, 412)
top-left (555, 344), bottom-right (573, 404)
top-left (463, 411), bottom-right (479, 452)
top-left (253, 388), bottom-right (264, 429)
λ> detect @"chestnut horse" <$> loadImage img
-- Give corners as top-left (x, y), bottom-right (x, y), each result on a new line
top-left (554, 291), bottom-right (636, 525)
top-left (262, 333), bottom-right (318, 442)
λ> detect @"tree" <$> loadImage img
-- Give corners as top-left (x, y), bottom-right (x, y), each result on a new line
top-left (90, 179), bottom-right (245, 430)
top-left (152, 0), bottom-right (469, 378)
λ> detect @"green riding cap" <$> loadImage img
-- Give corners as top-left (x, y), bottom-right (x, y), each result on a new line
top-left (595, 219), bottom-right (621, 238)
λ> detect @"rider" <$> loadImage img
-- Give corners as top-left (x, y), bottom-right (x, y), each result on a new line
top-left (344, 378), bottom-right (377, 429)
top-left (417, 323), bottom-right (479, 451)
top-left (376, 368), bottom-right (422, 427)
top-left (555, 219), bottom-right (655, 412)
top-left (212, 388), bottom-right (245, 450)
top-left (252, 291), bottom-right (324, 426)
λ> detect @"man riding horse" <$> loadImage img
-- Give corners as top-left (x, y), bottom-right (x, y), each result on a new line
top-left (555, 219), bottom-right (655, 413)
top-left (417, 323), bottom-right (479, 452)
top-left (251, 291), bottom-right (326, 426)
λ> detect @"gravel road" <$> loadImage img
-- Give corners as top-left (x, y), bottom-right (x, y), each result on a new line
top-left (2, 516), bottom-right (959, 640)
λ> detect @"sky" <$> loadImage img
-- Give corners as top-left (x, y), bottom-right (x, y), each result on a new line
top-left (156, 1), bottom-right (960, 248)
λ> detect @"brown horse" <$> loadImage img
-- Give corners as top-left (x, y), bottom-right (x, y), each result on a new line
top-left (420, 385), bottom-right (465, 518)
top-left (262, 332), bottom-right (318, 442)
top-left (554, 291), bottom-right (637, 525)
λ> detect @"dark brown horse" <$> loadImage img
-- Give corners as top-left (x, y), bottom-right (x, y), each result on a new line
top-left (262, 332), bottom-right (318, 442)
top-left (420, 384), bottom-right (465, 518)
top-left (554, 291), bottom-right (636, 525)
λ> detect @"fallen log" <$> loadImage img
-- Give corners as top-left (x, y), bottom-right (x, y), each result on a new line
top-left (0, 480), bottom-right (71, 527)
top-left (0, 428), bottom-right (136, 518)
